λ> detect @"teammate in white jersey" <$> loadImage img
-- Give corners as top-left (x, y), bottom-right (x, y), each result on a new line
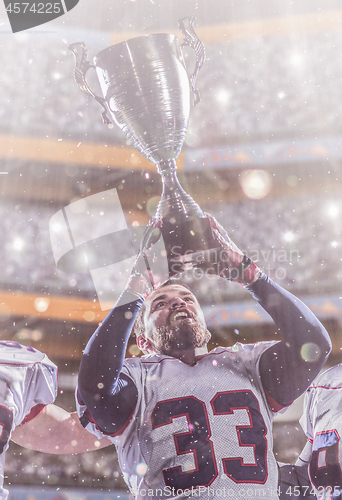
top-left (0, 340), bottom-right (111, 500)
top-left (280, 364), bottom-right (342, 500)
top-left (301, 364), bottom-right (342, 499)
top-left (77, 215), bottom-right (331, 499)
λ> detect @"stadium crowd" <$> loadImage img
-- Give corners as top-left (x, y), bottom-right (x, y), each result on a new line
top-left (0, 28), bottom-right (342, 144)
top-left (0, 188), bottom-right (340, 304)
top-left (1, 25), bottom-right (341, 302)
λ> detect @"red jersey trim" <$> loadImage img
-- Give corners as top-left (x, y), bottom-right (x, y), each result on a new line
top-left (309, 385), bottom-right (342, 390)
top-left (139, 349), bottom-right (235, 365)
top-left (20, 403), bottom-right (46, 425)
top-left (265, 391), bottom-right (292, 413)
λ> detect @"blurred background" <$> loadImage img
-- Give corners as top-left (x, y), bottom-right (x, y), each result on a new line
top-left (0, 0), bottom-right (342, 498)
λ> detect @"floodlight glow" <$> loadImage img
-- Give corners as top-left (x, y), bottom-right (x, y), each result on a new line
top-left (34, 298), bottom-right (50, 313)
top-left (326, 204), bottom-right (339, 219)
top-left (51, 222), bottom-right (63, 233)
top-left (289, 53), bottom-right (304, 66)
top-left (13, 238), bottom-right (24, 251)
top-left (215, 87), bottom-right (231, 106)
top-left (283, 231), bottom-right (295, 243)
top-left (240, 169), bottom-right (272, 199)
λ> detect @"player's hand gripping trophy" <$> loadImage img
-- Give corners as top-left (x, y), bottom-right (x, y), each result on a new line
top-left (69, 18), bottom-right (259, 287)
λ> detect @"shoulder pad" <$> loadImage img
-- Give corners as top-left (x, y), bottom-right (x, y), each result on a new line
top-left (0, 341), bottom-right (46, 365)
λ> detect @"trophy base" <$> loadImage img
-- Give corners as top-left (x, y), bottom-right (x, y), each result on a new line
top-left (160, 217), bottom-right (221, 275)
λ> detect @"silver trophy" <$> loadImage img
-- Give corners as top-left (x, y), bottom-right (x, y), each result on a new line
top-left (69, 18), bottom-right (219, 274)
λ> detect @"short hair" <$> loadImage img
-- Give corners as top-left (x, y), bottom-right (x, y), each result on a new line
top-left (133, 278), bottom-right (194, 339)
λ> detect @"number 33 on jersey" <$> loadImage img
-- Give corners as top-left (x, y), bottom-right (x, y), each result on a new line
top-left (78, 342), bottom-right (281, 499)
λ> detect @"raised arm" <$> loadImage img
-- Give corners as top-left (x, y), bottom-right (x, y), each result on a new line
top-left (77, 291), bottom-right (142, 435)
top-left (77, 226), bottom-right (170, 435)
top-left (11, 404), bottom-right (112, 454)
top-left (201, 214), bottom-right (331, 408)
top-left (250, 275), bottom-right (331, 408)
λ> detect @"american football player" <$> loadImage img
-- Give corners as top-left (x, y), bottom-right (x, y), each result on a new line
top-left (279, 364), bottom-right (342, 500)
top-left (0, 340), bottom-right (111, 500)
top-left (77, 215), bottom-right (331, 499)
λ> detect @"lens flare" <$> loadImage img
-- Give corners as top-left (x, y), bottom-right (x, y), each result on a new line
top-left (136, 463), bottom-right (148, 476)
top-left (301, 343), bottom-right (321, 362)
top-left (34, 297), bottom-right (50, 313)
top-left (240, 170), bottom-right (272, 199)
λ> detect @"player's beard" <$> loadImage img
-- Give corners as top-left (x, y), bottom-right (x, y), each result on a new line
top-left (151, 321), bottom-right (210, 356)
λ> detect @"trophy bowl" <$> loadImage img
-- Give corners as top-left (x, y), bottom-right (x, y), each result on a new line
top-left (69, 17), bottom-right (220, 274)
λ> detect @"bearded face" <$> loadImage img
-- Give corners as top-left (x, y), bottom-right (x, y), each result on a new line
top-left (150, 321), bottom-right (211, 355)
top-left (140, 284), bottom-right (211, 357)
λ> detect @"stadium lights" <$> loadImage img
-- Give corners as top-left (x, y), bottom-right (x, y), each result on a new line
top-left (12, 237), bottom-right (24, 251)
top-left (289, 52), bottom-right (305, 67)
top-left (215, 87), bottom-right (231, 106)
top-left (283, 231), bottom-right (296, 243)
top-left (326, 204), bottom-right (339, 219)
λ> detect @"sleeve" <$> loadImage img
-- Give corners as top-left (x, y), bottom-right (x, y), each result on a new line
top-left (247, 273), bottom-right (331, 407)
top-left (76, 386), bottom-right (110, 441)
top-left (233, 340), bottom-right (279, 368)
top-left (76, 356), bottom-right (143, 440)
top-left (21, 354), bottom-right (58, 425)
top-left (77, 292), bottom-right (142, 436)
top-left (299, 389), bottom-right (314, 441)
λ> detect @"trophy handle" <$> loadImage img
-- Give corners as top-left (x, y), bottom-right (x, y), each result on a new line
top-left (68, 42), bottom-right (112, 125)
top-left (178, 16), bottom-right (206, 106)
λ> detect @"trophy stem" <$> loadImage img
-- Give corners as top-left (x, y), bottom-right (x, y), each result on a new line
top-left (155, 159), bottom-right (204, 224)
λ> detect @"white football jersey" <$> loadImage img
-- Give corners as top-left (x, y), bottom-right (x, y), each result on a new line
top-left (78, 341), bottom-right (281, 500)
top-left (0, 341), bottom-right (58, 500)
top-left (300, 364), bottom-right (342, 500)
